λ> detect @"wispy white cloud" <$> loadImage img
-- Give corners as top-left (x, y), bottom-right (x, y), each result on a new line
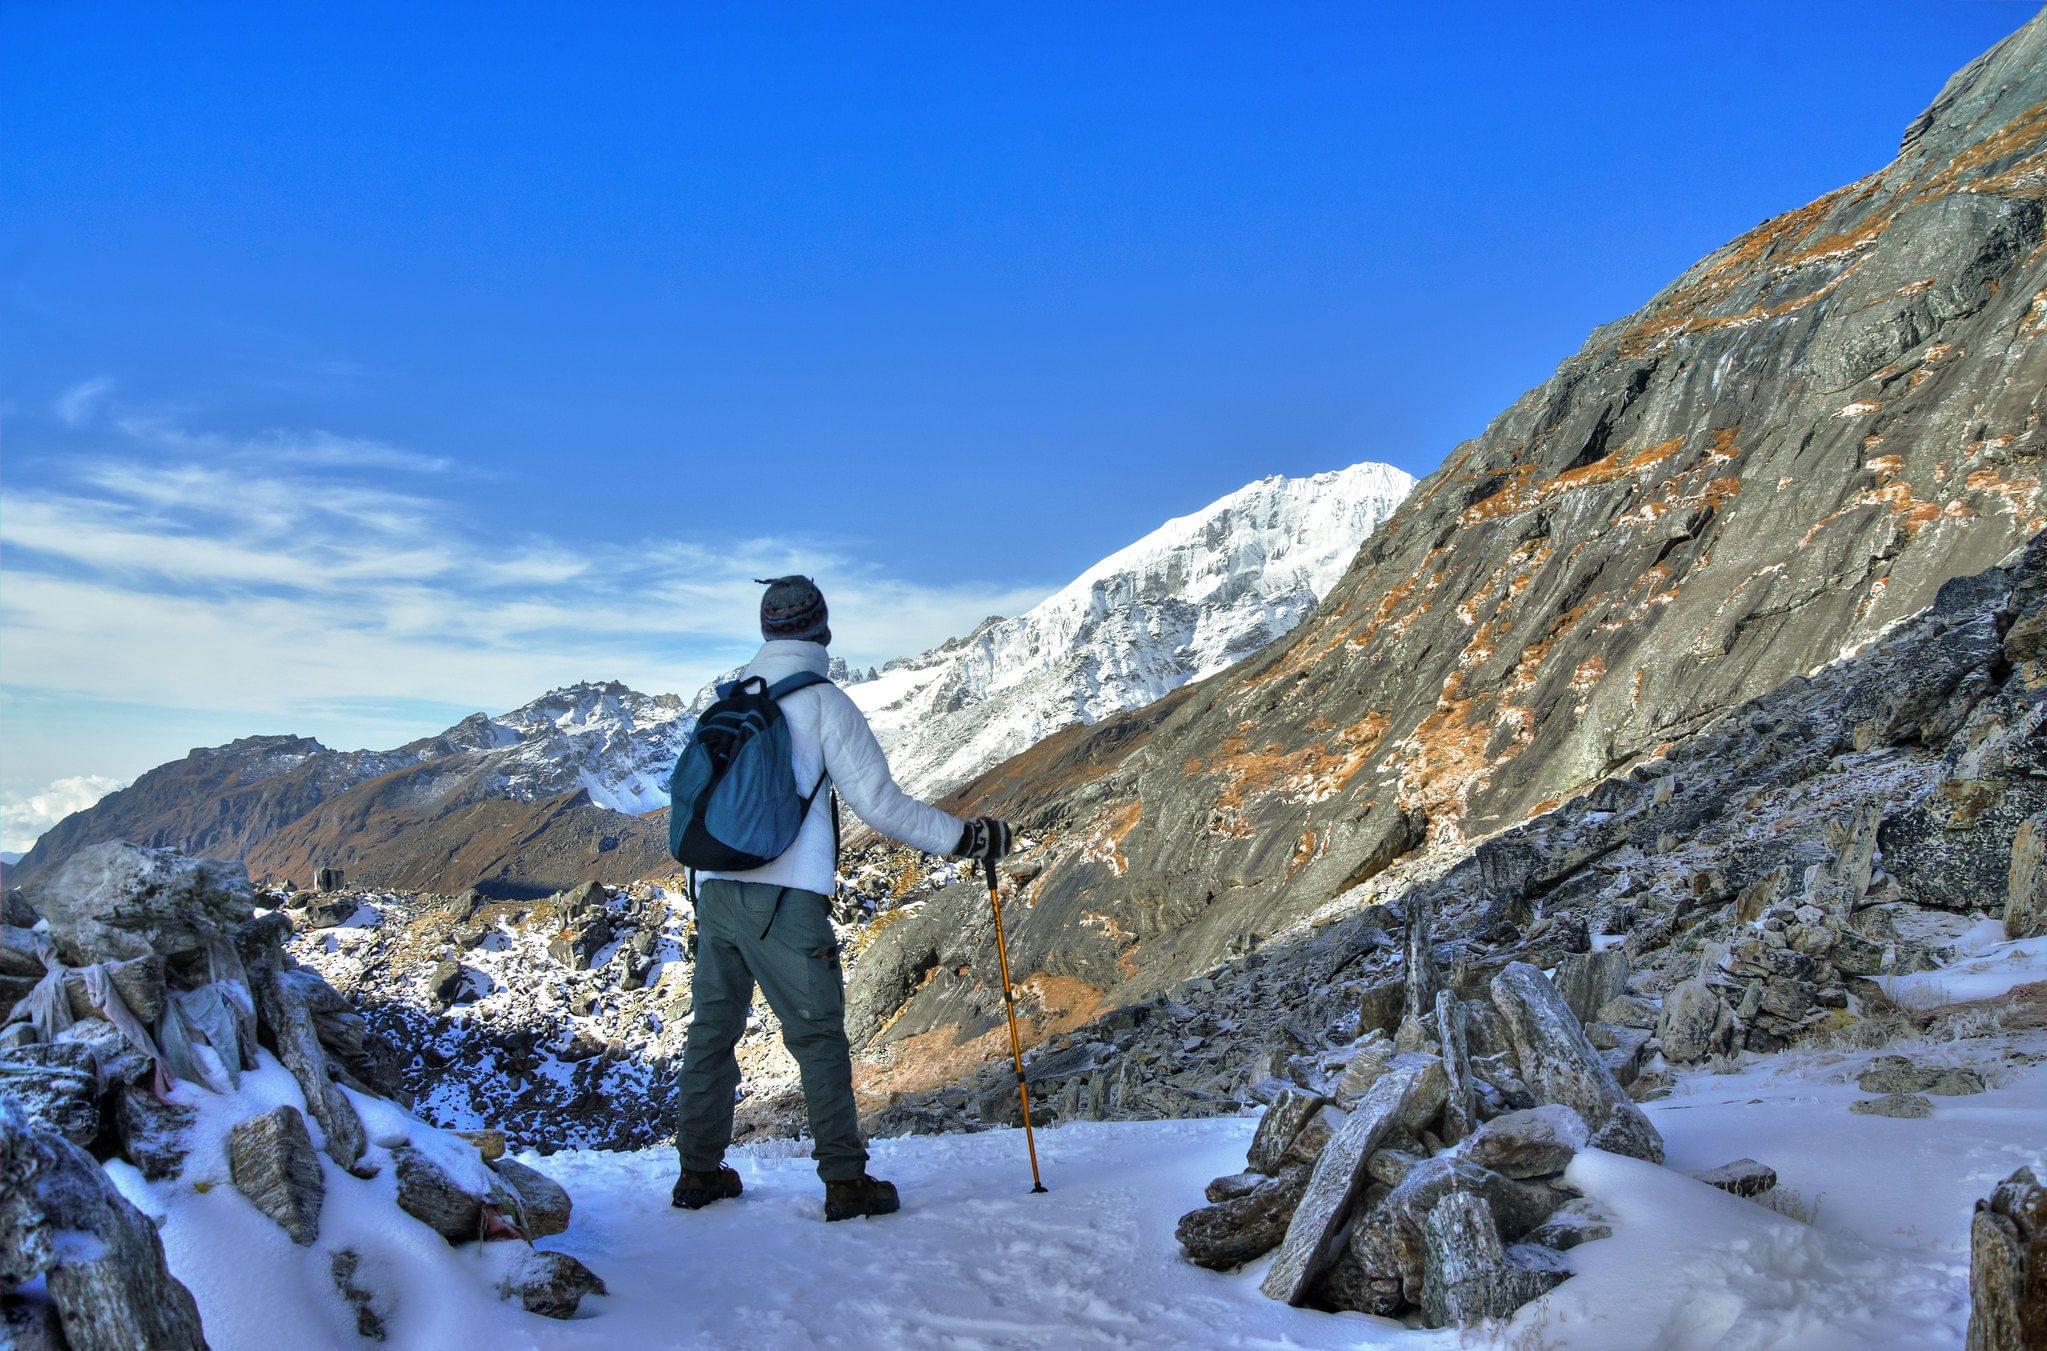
top-left (0, 414), bottom-right (1052, 761)
top-left (0, 774), bottom-right (126, 854)
top-left (53, 376), bottom-right (114, 428)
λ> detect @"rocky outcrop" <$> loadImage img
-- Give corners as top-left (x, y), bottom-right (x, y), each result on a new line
top-left (0, 843), bottom-right (605, 1331)
top-left (0, 1100), bottom-right (208, 1351)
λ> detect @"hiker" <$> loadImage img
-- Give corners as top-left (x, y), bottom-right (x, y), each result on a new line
top-left (670, 575), bottom-right (1015, 1221)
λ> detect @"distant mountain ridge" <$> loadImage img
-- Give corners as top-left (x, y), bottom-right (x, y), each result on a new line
top-left (11, 462), bottom-right (1407, 893)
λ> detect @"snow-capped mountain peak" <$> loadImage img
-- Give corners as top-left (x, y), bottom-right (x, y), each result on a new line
top-left (849, 459), bottom-right (1414, 798)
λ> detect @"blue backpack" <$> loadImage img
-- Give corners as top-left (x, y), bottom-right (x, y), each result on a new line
top-left (668, 671), bottom-right (833, 871)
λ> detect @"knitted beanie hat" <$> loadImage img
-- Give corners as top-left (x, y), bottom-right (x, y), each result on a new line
top-left (757, 575), bottom-right (830, 645)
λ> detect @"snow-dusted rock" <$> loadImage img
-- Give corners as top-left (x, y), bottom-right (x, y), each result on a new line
top-left (1419, 1191), bottom-right (1569, 1328)
top-left (0, 1101), bottom-right (207, 1351)
top-left (1968, 1166), bottom-right (2046, 1350)
top-left (252, 962), bottom-right (366, 1169)
top-left (1175, 1164), bottom-right (1310, 1271)
top-left (1463, 1105), bottom-right (1589, 1180)
top-left (228, 1105), bottom-right (324, 1245)
top-left (0, 1043), bottom-right (99, 1146)
top-left (493, 1156), bottom-right (572, 1238)
top-left (497, 1249), bottom-right (607, 1320)
top-left (1491, 962), bottom-right (1664, 1163)
top-left (1260, 1062), bottom-right (1427, 1304)
top-left (1689, 1158), bottom-right (1778, 1199)
top-left (31, 841), bottom-right (252, 964)
top-left (1852, 1091), bottom-right (1936, 1118)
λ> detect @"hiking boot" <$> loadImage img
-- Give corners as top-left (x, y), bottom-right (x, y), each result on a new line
top-left (823, 1174), bottom-right (900, 1221)
top-left (671, 1165), bottom-right (743, 1210)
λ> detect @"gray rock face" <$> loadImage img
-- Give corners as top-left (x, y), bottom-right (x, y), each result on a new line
top-left (1434, 993), bottom-right (1477, 1146)
top-left (1244, 1088), bottom-right (1327, 1174)
top-left (1463, 1105), bottom-right (1589, 1180)
top-left (1690, 1158), bottom-right (1778, 1199)
top-left (228, 1105), bottom-right (324, 1245)
top-left (492, 1156), bottom-right (571, 1239)
top-left (0, 1044), bottom-right (100, 1146)
top-left (1490, 963), bottom-right (1663, 1163)
top-left (1553, 949), bottom-right (1630, 1026)
top-left (1419, 1192), bottom-right (1569, 1328)
top-left (1658, 977), bottom-right (1738, 1065)
top-left (31, 841), bottom-right (253, 964)
top-left (1175, 1165), bottom-right (1310, 1271)
top-left (0, 1101), bottom-right (208, 1351)
top-left (1967, 1166), bottom-right (2046, 1351)
top-left (114, 1085), bottom-right (193, 1181)
top-left (1260, 1063), bottom-right (1425, 1304)
top-left (1851, 1092), bottom-right (1935, 1118)
top-left (497, 1249), bottom-right (607, 1319)
top-left (1343, 1153), bottom-right (1565, 1310)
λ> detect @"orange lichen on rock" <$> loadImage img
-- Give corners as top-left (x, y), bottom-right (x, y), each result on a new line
top-left (1080, 798), bottom-right (1142, 875)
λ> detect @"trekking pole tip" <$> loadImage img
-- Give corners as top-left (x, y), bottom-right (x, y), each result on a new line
top-left (1031, 1183), bottom-right (1048, 1194)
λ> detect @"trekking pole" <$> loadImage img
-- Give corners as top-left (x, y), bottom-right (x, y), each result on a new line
top-left (984, 857), bottom-right (1048, 1193)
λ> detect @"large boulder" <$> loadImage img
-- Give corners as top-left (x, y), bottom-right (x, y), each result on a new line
top-left (1658, 978), bottom-right (1738, 1065)
top-left (1260, 1062), bottom-right (1428, 1304)
top-left (1419, 1192), bottom-right (1569, 1328)
top-left (2008, 813), bottom-right (2047, 940)
top-left (1339, 1153), bottom-right (1565, 1311)
top-left (31, 842), bottom-right (253, 964)
top-left (252, 963), bottom-right (365, 1169)
top-left (1462, 1104), bottom-right (1589, 1180)
top-left (1175, 1165), bottom-right (1310, 1271)
top-left (1244, 1089), bottom-right (1328, 1174)
top-left (228, 1105), bottom-right (324, 1245)
top-left (1491, 963), bottom-right (1664, 1163)
top-left (1552, 949), bottom-right (1630, 1026)
top-left (0, 1101), bottom-right (207, 1350)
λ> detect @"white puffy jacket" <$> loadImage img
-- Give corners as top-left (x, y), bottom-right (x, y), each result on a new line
top-left (698, 640), bottom-right (965, 895)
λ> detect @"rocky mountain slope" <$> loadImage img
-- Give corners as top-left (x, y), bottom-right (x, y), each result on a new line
top-left (854, 14), bottom-right (2047, 1084)
top-left (849, 460), bottom-right (1413, 799)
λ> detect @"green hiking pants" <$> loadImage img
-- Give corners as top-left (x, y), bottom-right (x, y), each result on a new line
top-left (674, 878), bottom-right (867, 1183)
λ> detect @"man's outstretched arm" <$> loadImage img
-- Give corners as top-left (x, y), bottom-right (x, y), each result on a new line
top-left (818, 690), bottom-right (1010, 860)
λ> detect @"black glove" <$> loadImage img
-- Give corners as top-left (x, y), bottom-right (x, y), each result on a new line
top-left (954, 816), bottom-right (1013, 862)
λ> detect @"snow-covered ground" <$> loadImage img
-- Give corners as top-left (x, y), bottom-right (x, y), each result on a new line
top-left (138, 1024), bottom-right (2040, 1350)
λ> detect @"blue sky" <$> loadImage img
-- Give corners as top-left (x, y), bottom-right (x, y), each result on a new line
top-left (0, 2), bottom-right (2030, 848)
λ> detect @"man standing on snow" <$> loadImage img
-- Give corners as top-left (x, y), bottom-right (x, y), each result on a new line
top-left (671, 575), bottom-right (1014, 1221)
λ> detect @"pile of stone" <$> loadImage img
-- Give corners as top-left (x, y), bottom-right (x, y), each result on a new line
top-left (1, 842), bottom-right (603, 1346)
top-left (282, 874), bottom-right (714, 1153)
top-left (1175, 904), bottom-right (1778, 1329)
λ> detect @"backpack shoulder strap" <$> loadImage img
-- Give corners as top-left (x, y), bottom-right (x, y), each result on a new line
top-left (765, 670), bottom-right (832, 700)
